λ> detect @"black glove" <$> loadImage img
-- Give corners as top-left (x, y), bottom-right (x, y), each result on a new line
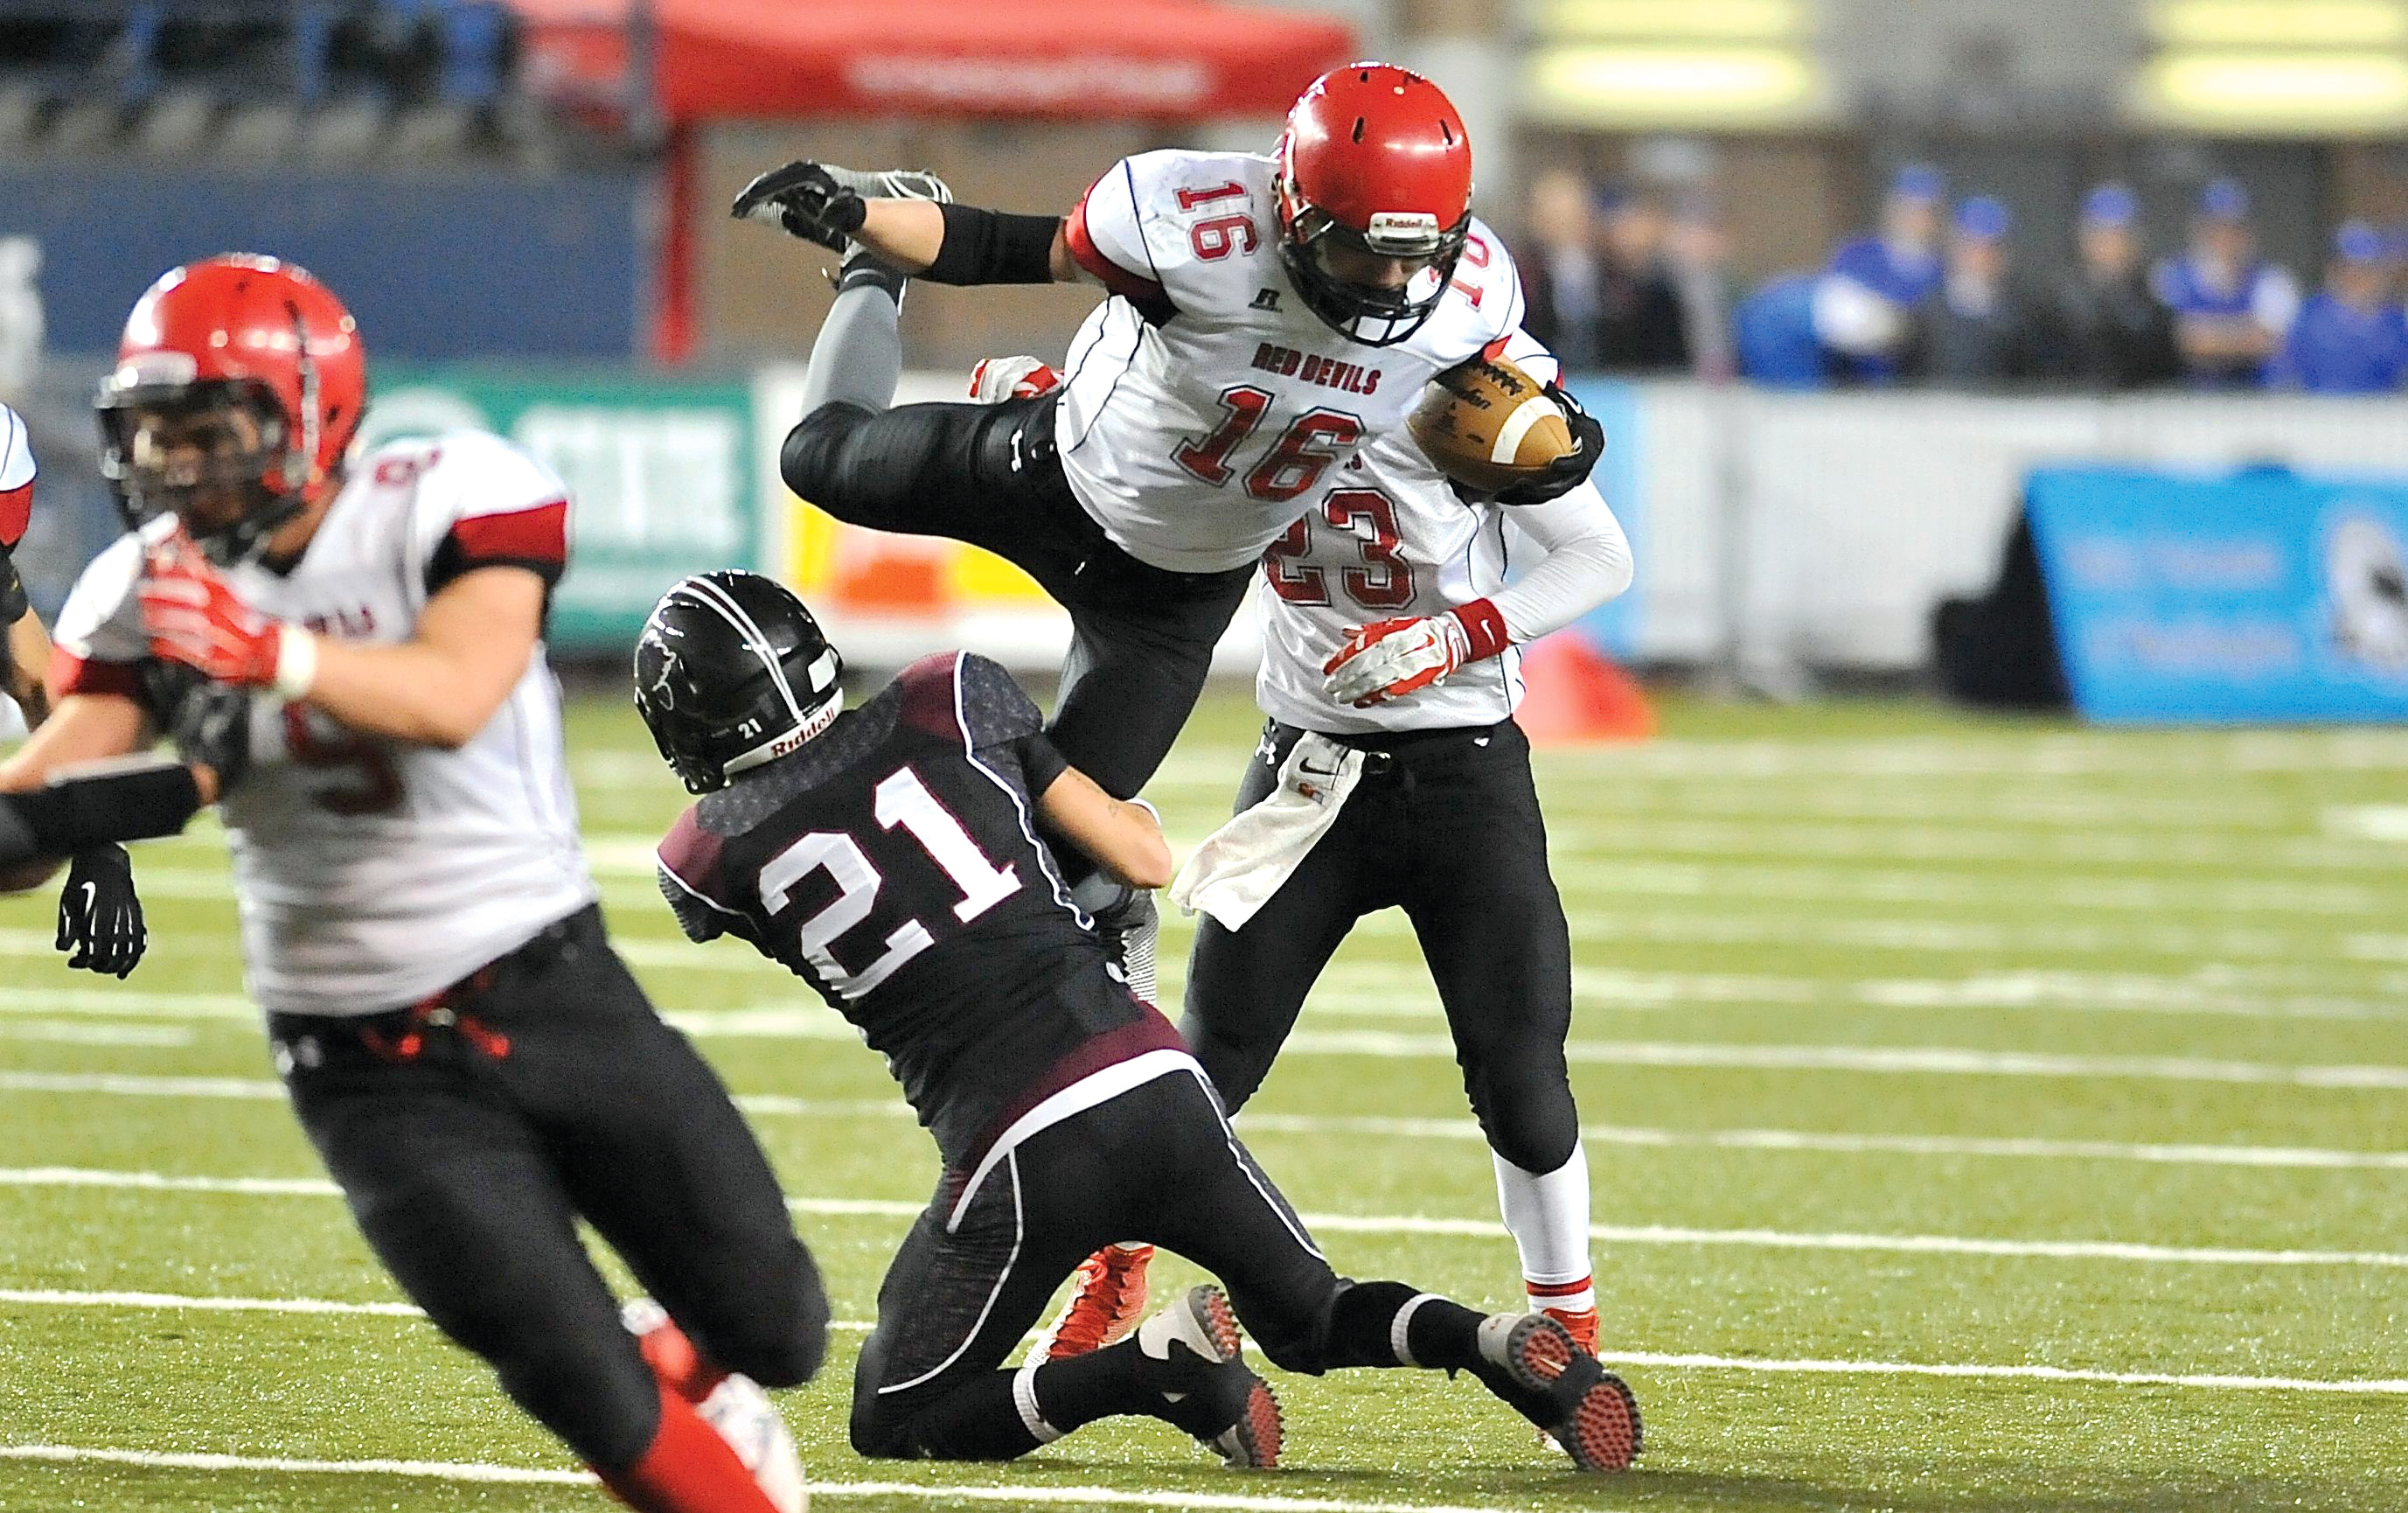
top-left (1495, 382), bottom-right (1605, 507)
top-left (58, 843), bottom-right (145, 978)
top-left (732, 162), bottom-right (867, 253)
top-left (141, 661), bottom-right (253, 797)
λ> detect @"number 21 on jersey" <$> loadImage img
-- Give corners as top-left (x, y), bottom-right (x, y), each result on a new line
top-left (756, 766), bottom-right (1021, 1000)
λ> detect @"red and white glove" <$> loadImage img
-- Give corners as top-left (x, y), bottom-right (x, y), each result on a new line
top-left (967, 355), bottom-right (1062, 403)
top-left (139, 540), bottom-right (317, 699)
top-left (1322, 601), bottom-right (1511, 708)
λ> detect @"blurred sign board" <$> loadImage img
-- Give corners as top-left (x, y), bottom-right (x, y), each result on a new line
top-left (364, 368), bottom-right (759, 651)
top-left (2026, 465), bottom-right (2408, 722)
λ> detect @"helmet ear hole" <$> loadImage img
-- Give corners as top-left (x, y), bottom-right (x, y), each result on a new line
top-left (1352, 116), bottom-right (1365, 143)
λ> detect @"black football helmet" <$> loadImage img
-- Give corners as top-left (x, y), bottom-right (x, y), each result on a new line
top-left (635, 570), bottom-right (844, 794)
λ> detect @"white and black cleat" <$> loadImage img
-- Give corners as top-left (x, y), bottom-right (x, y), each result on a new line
top-left (1472, 1312), bottom-right (1640, 1473)
top-left (1137, 1284), bottom-right (1282, 1469)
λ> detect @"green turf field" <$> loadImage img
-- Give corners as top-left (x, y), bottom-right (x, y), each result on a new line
top-left (3, 687), bottom-right (2405, 1512)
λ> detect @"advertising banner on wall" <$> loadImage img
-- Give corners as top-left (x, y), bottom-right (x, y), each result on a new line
top-left (363, 368), bottom-right (760, 652)
top-left (2024, 465), bottom-right (2408, 723)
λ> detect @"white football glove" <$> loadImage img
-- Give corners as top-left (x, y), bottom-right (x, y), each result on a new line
top-left (1322, 613), bottom-right (1473, 708)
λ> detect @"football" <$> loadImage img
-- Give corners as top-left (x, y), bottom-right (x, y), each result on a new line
top-left (1406, 355), bottom-right (1576, 494)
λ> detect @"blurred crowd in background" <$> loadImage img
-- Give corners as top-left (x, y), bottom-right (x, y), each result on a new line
top-left (1514, 164), bottom-right (2408, 393)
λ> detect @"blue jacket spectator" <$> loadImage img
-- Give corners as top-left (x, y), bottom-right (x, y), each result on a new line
top-left (2151, 178), bottom-right (2300, 388)
top-left (1813, 163), bottom-right (1945, 383)
top-left (2276, 222), bottom-right (2408, 394)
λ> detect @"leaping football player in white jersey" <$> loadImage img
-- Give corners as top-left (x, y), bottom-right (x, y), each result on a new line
top-left (730, 62), bottom-right (1604, 994)
top-left (0, 399), bottom-right (149, 974)
top-left (0, 256), bottom-right (827, 1513)
top-left (959, 343), bottom-right (1633, 1364)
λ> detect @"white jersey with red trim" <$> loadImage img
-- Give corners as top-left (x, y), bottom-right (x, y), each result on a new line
top-left (1254, 331), bottom-right (1628, 735)
top-left (1255, 430), bottom-right (1528, 734)
top-left (1054, 148), bottom-right (1524, 574)
top-left (51, 429), bottom-right (595, 1016)
top-left (0, 401), bottom-right (32, 551)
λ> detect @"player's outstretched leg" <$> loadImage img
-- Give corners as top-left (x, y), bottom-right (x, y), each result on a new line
top-left (1139, 1071), bottom-right (1642, 1472)
top-left (848, 1137), bottom-right (1276, 1467)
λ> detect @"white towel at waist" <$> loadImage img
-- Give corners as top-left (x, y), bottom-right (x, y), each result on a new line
top-left (1169, 732), bottom-right (1363, 931)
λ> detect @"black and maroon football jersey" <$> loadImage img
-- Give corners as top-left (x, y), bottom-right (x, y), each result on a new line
top-left (657, 651), bottom-right (1153, 1161)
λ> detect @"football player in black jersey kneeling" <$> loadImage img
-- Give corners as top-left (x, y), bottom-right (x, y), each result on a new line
top-left (637, 570), bottom-right (1642, 1475)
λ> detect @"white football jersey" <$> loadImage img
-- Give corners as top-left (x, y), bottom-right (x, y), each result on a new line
top-left (0, 401), bottom-right (32, 550)
top-left (1055, 148), bottom-right (1525, 574)
top-left (1255, 335), bottom-right (1613, 736)
top-left (52, 430), bottom-right (596, 1016)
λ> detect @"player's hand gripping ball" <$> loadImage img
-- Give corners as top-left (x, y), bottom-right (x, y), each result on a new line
top-left (1408, 356), bottom-right (1603, 505)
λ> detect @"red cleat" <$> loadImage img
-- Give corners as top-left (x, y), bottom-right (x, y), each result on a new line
top-left (1029, 1244), bottom-right (1154, 1363)
top-left (1541, 1304), bottom-right (1599, 1356)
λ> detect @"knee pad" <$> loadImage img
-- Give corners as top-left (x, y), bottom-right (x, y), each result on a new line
top-left (846, 1391), bottom-right (916, 1461)
top-left (778, 402), bottom-right (875, 496)
top-left (1472, 1070), bottom-right (1580, 1176)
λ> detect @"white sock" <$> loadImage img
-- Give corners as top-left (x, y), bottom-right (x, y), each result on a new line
top-left (1493, 1142), bottom-right (1594, 1314)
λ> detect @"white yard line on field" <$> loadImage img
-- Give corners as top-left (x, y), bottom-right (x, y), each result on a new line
top-left (1342, 906), bottom-right (2408, 966)
top-left (1546, 816), bottom-right (2408, 874)
top-left (1277, 1030), bottom-right (2408, 1087)
top-left (10, 1070), bottom-right (2402, 1171)
top-left (0, 1020), bottom-right (192, 1048)
top-left (7, 1166), bottom-right (2407, 1269)
top-left (1547, 860), bottom-right (2399, 918)
top-left (12, 964), bottom-right (2408, 1026)
top-left (0, 1443), bottom-right (1567, 1513)
top-left (3, 1300), bottom-right (2404, 1400)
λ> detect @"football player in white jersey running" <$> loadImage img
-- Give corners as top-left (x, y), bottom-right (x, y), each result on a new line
top-left (0, 399), bottom-right (148, 974)
top-left (962, 345), bottom-right (1632, 1362)
top-left (0, 256), bottom-right (826, 1513)
top-left (729, 62), bottom-right (1603, 988)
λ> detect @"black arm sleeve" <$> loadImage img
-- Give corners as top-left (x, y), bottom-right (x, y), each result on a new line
top-left (0, 758), bottom-right (204, 866)
top-left (0, 541), bottom-right (25, 624)
top-left (1018, 731), bottom-right (1071, 797)
top-left (922, 205), bottom-right (1063, 287)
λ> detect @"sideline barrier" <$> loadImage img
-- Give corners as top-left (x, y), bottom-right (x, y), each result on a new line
top-left (2027, 466), bottom-right (2408, 724)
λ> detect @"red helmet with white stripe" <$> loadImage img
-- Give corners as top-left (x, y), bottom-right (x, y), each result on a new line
top-left (96, 254), bottom-right (365, 564)
top-left (1275, 63), bottom-right (1475, 346)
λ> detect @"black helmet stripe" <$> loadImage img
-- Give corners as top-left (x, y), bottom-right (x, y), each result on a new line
top-left (679, 573), bottom-right (806, 725)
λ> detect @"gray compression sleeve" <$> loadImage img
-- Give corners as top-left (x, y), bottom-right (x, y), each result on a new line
top-left (799, 268), bottom-right (905, 417)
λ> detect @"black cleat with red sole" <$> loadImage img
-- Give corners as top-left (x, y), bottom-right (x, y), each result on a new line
top-left (1469, 1312), bottom-right (1642, 1472)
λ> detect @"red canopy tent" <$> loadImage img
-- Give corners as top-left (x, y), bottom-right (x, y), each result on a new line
top-left (512, 0), bottom-right (1356, 122)
top-left (505, 0), bottom-right (1354, 355)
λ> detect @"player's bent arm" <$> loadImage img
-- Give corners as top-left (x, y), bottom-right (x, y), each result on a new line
top-left (1486, 484), bottom-right (1636, 644)
top-left (1036, 766), bottom-right (1173, 890)
top-left (299, 567), bottom-right (544, 750)
top-left (0, 693), bottom-right (150, 892)
top-left (850, 199), bottom-right (1080, 287)
top-left (4, 605), bottom-right (52, 725)
top-left (0, 755), bottom-right (210, 885)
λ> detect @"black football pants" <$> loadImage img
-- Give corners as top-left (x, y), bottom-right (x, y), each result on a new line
top-left (272, 905), bottom-right (828, 1472)
top-left (780, 394), bottom-right (1253, 803)
top-left (1182, 719), bottom-right (1582, 1175)
top-left (850, 1064), bottom-right (1422, 1460)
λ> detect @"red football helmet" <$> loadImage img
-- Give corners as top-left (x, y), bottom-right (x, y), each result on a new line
top-left (97, 254), bottom-right (366, 563)
top-left (1275, 63), bottom-right (1475, 346)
